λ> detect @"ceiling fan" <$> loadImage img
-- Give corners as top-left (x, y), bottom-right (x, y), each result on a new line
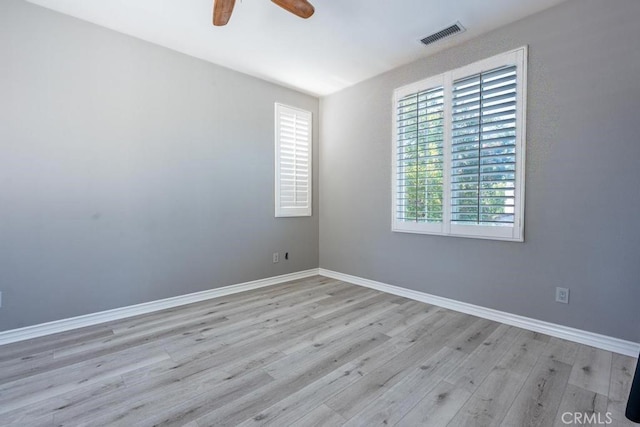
top-left (213, 0), bottom-right (315, 26)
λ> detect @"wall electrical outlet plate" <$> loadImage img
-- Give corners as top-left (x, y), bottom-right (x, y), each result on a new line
top-left (273, 252), bottom-right (279, 263)
top-left (555, 287), bottom-right (569, 304)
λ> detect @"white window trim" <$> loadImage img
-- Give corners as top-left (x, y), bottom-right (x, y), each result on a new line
top-left (275, 103), bottom-right (312, 217)
top-left (391, 46), bottom-right (527, 242)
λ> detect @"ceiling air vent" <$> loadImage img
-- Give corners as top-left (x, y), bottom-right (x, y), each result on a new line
top-left (420, 22), bottom-right (466, 46)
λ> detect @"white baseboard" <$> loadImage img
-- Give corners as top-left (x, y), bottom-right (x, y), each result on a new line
top-left (3, 267), bottom-right (638, 357)
top-left (0, 269), bottom-right (320, 346)
top-left (319, 268), bottom-right (640, 357)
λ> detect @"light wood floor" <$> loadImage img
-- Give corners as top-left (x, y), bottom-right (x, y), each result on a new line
top-left (0, 276), bottom-right (637, 426)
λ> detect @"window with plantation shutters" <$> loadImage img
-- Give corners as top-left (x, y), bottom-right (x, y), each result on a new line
top-left (275, 103), bottom-right (312, 217)
top-left (392, 47), bottom-right (527, 241)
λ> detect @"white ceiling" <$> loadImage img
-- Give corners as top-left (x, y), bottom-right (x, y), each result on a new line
top-left (25, 0), bottom-right (566, 96)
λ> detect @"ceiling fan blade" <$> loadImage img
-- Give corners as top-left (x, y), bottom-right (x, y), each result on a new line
top-left (213, 0), bottom-right (236, 26)
top-left (271, 0), bottom-right (315, 19)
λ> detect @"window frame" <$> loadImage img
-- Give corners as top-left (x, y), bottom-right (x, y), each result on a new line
top-left (391, 47), bottom-right (527, 241)
top-left (274, 103), bottom-right (313, 218)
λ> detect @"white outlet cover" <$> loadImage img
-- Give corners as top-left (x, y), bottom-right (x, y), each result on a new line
top-left (555, 287), bottom-right (569, 304)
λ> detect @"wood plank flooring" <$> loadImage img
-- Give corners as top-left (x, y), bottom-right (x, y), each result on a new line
top-left (0, 276), bottom-right (637, 426)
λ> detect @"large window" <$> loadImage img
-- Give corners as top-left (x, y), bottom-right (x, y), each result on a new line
top-left (392, 47), bottom-right (527, 241)
top-left (275, 103), bottom-right (312, 217)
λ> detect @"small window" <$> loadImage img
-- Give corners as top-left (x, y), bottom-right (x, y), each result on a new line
top-left (392, 47), bottom-right (527, 241)
top-left (275, 103), bottom-right (312, 217)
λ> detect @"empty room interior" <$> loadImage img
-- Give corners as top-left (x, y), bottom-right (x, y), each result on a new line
top-left (1, 0), bottom-right (640, 425)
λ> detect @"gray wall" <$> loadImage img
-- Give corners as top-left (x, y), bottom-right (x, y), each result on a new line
top-left (319, 0), bottom-right (640, 342)
top-left (0, 0), bottom-right (319, 331)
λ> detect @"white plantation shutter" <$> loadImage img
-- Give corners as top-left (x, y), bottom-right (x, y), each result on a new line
top-left (393, 47), bottom-right (526, 241)
top-left (451, 65), bottom-right (517, 226)
top-left (275, 104), bottom-right (312, 217)
top-left (394, 82), bottom-right (445, 234)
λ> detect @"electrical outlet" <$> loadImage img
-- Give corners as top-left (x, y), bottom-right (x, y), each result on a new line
top-left (556, 287), bottom-right (569, 304)
top-left (273, 252), bottom-right (279, 263)
top-left (0, 291), bottom-right (2, 308)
